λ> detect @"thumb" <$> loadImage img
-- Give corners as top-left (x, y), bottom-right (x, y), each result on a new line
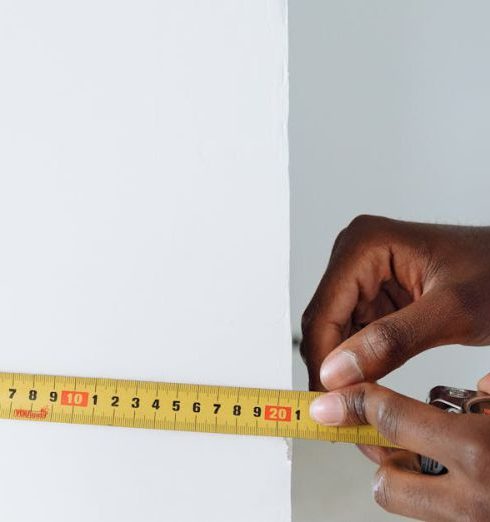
top-left (478, 373), bottom-right (490, 394)
top-left (319, 288), bottom-right (468, 389)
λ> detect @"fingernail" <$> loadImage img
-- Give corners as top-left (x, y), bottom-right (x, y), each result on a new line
top-left (320, 350), bottom-right (363, 389)
top-left (309, 393), bottom-right (345, 425)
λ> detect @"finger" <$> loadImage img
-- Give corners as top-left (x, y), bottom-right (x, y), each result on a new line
top-left (300, 234), bottom-right (392, 390)
top-left (382, 278), bottom-right (412, 310)
top-left (301, 319), bottom-right (345, 391)
top-left (381, 449), bottom-right (421, 472)
top-left (319, 287), bottom-right (469, 389)
top-left (372, 455), bottom-right (450, 520)
top-left (352, 289), bottom-right (397, 327)
top-left (357, 444), bottom-right (394, 465)
top-left (310, 382), bottom-right (458, 465)
top-left (300, 273), bottom-right (359, 391)
top-left (477, 373), bottom-right (490, 394)
top-left (353, 281), bottom-right (412, 329)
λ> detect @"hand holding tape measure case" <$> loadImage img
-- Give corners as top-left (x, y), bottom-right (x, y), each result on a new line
top-left (421, 386), bottom-right (490, 475)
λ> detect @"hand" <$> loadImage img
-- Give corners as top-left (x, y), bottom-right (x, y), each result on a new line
top-left (308, 375), bottom-right (490, 521)
top-left (300, 215), bottom-right (490, 391)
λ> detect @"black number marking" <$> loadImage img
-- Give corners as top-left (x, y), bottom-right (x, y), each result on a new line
top-left (152, 399), bottom-right (160, 410)
top-left (233, 404), bottom-right (241, 416)
top-left (111, 396), bottom-right (119, 407)
top-left (50, 391), bottom-right (58, 402)
top-left (131, 397), bottom-right (140, 409)
top-left (213, 403), bottom-right (221, 414)
top-left (29, 390), bottom-right (37, 401)
top-left (193, 402), bottom-right (201, 413)
top-left (172, 400), bottom-right (180, 412)
top-left (92, 394), bottom-right (98, 406)
top-left (8, 389), bottom-right (16, 399)
top-left (253, 406), bottom-right (261, 417)
top-left (295, 409), bottom-right (301, 420)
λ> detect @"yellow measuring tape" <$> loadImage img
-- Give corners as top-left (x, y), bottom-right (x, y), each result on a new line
top-left (0, 372), bottom-right (395, 448)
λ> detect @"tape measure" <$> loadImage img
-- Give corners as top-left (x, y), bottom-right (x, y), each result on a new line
top-left (0, 371), bottom-right (395, 448)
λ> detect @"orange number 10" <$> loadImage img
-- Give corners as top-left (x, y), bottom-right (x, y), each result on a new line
top-left (61, 391), bottom-right (89, 407)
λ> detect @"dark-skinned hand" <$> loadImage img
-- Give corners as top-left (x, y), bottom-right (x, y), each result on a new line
top-left (301, 216), bottom-right (490, 521)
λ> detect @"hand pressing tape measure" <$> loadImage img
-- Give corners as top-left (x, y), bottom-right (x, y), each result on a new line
top-left (2, 372), bottom-right (488, 458)
top-left (0, 371), bottom-right (395, 447)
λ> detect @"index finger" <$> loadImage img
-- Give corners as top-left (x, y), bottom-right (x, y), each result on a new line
top-left (309, 382), bottom-right (460, 466)
top-left (300, 273), bottom-right (358, 391)
top-left (300, 237), bottom-right (392, 390)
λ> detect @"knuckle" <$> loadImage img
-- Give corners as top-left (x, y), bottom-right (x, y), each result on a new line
top-left (344, 214), bottom-right (391, 243)
top-left (364, 319), bottom-right (416, 368)
top-left (298, 325), bottom-right (312, 362)
top-left (372, 467), bottom-right (394, 512)
top-left (331, 226), bottom-right (349, 253)
top-left (343, 386), bottom-right (368, 425)
top-left (347, 214), bottom-right (383, 233)
top-left (331, 215), bottom-right (391, 267)
top-left (300, 300), bottom-right (318, 338)
top-left (298, 339), bottom-right (307, 363)
top-left (336, 215), bottom-right (379, 249)
top-left (300, 306), bottom-right (320, 358)
top-left (300, 308), bottom-right (312, 337)
top-left (375, 393), bottom-right (403, 444)
top-left (298, 337), bottom-right (310, 364)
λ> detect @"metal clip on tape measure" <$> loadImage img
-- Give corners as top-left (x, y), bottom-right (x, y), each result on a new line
top-left (421, 386), bottom-right (490, 475)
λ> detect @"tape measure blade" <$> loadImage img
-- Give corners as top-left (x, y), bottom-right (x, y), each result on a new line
top-left (0, 372), bottom-right (396, 448)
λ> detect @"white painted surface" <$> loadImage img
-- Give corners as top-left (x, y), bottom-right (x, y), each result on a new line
top-left (290, 2), bottom-right (490, 521)
top-left (0, 2), bottom-right (290, 521)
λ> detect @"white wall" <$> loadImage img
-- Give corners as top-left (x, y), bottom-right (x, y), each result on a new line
top-left (0, 2), bottom-right (290, 521)
top-left (290, 0), bottom-right (490, 401)
top-left (290, 2), bottom-right (490, 521)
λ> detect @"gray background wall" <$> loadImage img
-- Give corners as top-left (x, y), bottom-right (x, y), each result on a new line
top-left (290, 2), bottom-right (490, 521)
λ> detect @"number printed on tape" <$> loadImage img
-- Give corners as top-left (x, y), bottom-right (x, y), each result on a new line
top-left (61, 391), bottom-right (89, 407)
top-left (264, 405), bottom-right (291, 422)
